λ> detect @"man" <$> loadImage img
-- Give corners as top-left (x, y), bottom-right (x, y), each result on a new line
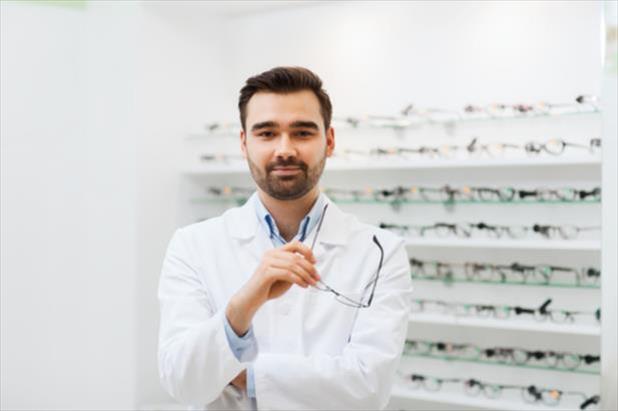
top-left (158, 66), bottom-right (413, 410)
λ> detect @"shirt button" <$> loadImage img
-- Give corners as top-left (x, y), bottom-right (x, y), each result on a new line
top-left (279, 302), bottom-right (291, 315)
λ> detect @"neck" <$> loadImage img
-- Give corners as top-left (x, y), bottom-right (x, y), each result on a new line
top-left (258, 187), bottom-right (320, 242)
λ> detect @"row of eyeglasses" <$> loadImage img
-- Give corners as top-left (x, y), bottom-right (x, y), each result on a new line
top-left (380, 221), bottom-right (600, 240)
top-left (198, 137), bottom-right (601, 164)
top-left (403, 339), bottom-right (599, 371)
top-left (323, 185), bottom-right (601, 203)
top-left (399, 372), bottom-right (600, 409)
top-left (335, 137), bottom-right (601, 160)
top-left (410, 298), bottom-right (600, 324)
top-left (409, 258), bottom-right (600, 287)
top-left (205, 185), bottom-right (601, 204)
top-left (339, 95), bottom-right (599, 127)
top-left (200, 96), bottom-right (599, 134)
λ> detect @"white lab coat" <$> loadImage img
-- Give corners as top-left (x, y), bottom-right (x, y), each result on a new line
top-left (158, 193), bottom-right (413, 410)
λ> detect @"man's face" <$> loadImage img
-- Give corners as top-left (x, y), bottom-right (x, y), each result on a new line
top-left (240, 90), bottom-right (335, 201)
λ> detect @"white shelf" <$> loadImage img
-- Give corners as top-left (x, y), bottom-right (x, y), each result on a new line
top-left (409, 312), bottom-right (601, 336)
top-left (403, 238), bottom-right (601, 251)
top-left (138, 403), bottom-right (185, 411)
top-left (182, 157), bottom-right (601, 176)
top-left (389, 383), bottom-right (584, 411)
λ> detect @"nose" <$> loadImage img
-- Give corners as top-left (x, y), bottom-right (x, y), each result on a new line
top-left (274, 132), bottom-right (297, 160)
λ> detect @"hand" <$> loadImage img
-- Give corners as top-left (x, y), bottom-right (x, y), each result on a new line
top-left (230, 370), bottom-right (247, 392)
top-left (226, 240), bottom-right (320, 336)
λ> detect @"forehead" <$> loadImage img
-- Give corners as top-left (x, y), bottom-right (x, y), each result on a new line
top-left (245, 90), bottom-right (322, 127)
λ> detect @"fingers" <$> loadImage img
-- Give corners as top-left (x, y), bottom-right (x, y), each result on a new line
top-left (269, 256), bottom-right (319, 287)
top-left (275, 252), bottom-right (320, 280)
top-left (269, 266), bottom-right (313, 288)
top-left (281, 240), bottom-right (316, 263)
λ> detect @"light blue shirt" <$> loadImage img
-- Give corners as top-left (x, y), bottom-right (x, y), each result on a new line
top-left (223, 192), bottom-right (327, 399)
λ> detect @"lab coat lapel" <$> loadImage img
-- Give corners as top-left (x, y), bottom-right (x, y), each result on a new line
top-left (225, 192), bottom-right (351, 274)
top-left (304, 196), bottom-right (350, 264)
top-left (224, 193), bottom-right (268, 273)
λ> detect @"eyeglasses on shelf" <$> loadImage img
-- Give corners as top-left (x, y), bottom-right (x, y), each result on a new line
top-left (380, 221), bottom-right (601, 240)
top-left (410, 298), bottom-right (600, 324)
top-left (409, 257), bottom-right (600, 287)
top-left (333, 137), bottom-right (601, 161)
top-left (199, 153), bottom-right (245, 163)
top-left (400, 372), bottom-right (599, 409)
top-left (403, 339), bottom-right (600, 372)
top-left (524, 138), bottom-right (601, 156)
top-left (200, 185), bottom-right (601, 206)
top-left (197, 96), bottom-right (599, 135)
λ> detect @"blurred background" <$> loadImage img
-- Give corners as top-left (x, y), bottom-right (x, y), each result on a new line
top-left (1, 1), bottom-right (616, 410)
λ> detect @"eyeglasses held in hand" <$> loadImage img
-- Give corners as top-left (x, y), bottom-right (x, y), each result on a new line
top-left (309, 203), bottom-right (384, 308)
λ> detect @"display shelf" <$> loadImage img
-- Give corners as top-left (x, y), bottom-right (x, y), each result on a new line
top-left (186, 108), bottom-right (600, 139)
top-left (182, 157), bottom-right (601, 176)
top-left (403, 238), bottom-right (601, 251)
top-left (181, 91), bottom-right (605, 411)
top-left (189, 197), bottom-right (601, 206)
top-left (389, 383), bottom-right (588, 411)
top-left (409, 312), bottom-right (601, 336)
top-left (410, 276), bottom-right (600, 289)
top-left (402, 352), bottom-right (600, 375)
top-left (325, 198), bottom-right (601, 206)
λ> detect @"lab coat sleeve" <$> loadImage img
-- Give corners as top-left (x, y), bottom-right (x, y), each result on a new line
top-left (253, 238), bottom-right (413, 410)
top-left (157, 228), bottom-right (248, 405)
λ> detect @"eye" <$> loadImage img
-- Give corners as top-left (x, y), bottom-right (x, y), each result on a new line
top-left (258, 131), bottom-right (275, 137)
top-left (296, 130), bottom-right (314, 137)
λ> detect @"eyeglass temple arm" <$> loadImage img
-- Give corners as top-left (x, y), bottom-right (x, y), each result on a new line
top-left (538, 298), bottom-right (553, 315)
top-left (309, 203), bottom-right (329, 251)
top-left (364, 235), bottom-right (384, 307)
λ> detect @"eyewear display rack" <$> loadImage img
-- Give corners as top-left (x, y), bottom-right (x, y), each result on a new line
top-left (179, 105), bottom-right (605, 411)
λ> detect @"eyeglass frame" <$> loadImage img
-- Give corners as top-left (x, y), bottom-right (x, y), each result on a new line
top-left (309, 203), bottom-right (384, 308)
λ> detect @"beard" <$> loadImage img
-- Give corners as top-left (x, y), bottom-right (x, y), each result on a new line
top-left (247, 150), bottom-right (326, 201)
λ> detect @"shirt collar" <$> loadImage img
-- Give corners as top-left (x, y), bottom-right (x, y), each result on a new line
top-left (254, 192), bottom-right (327, 244)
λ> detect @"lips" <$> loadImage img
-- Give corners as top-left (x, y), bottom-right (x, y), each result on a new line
top-left (271, 166), bottom-right (302, 175)
top-left (269, 161), bottom-right (306, 174)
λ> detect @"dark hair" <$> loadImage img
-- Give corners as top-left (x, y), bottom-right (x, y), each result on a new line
top-left (238, 66), bottom-right (333, 132)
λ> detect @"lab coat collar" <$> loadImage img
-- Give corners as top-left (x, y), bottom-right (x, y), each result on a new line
top-left (226, 191), bottom-right (349, 246)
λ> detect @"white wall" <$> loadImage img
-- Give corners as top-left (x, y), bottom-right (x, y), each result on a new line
top-left (1, 1), bottom-right (139, 408)
top-left (222, 0), bottom-right (602, 117)
top-left (133, 6), bottom-right (229, 407)
top-left (1, 1), bottom-right (231, 408)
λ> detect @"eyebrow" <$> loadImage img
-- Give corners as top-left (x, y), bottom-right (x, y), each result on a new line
top-left (290, 120), bottom-right (319, 130)
top-left (250, 120), bottom-right (319, 132)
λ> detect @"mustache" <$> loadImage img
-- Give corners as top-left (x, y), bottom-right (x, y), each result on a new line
top-left (266, 160), bottom-right (308, 173)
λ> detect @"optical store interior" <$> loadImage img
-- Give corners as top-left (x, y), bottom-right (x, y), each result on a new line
top-left (1, 1), bottom-right (617, 410)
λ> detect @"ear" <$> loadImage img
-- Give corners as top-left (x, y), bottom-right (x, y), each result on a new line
top-left (325, 126), bottom-right (335, 157)
top-left (240, 129), bottom-right (247, 159)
